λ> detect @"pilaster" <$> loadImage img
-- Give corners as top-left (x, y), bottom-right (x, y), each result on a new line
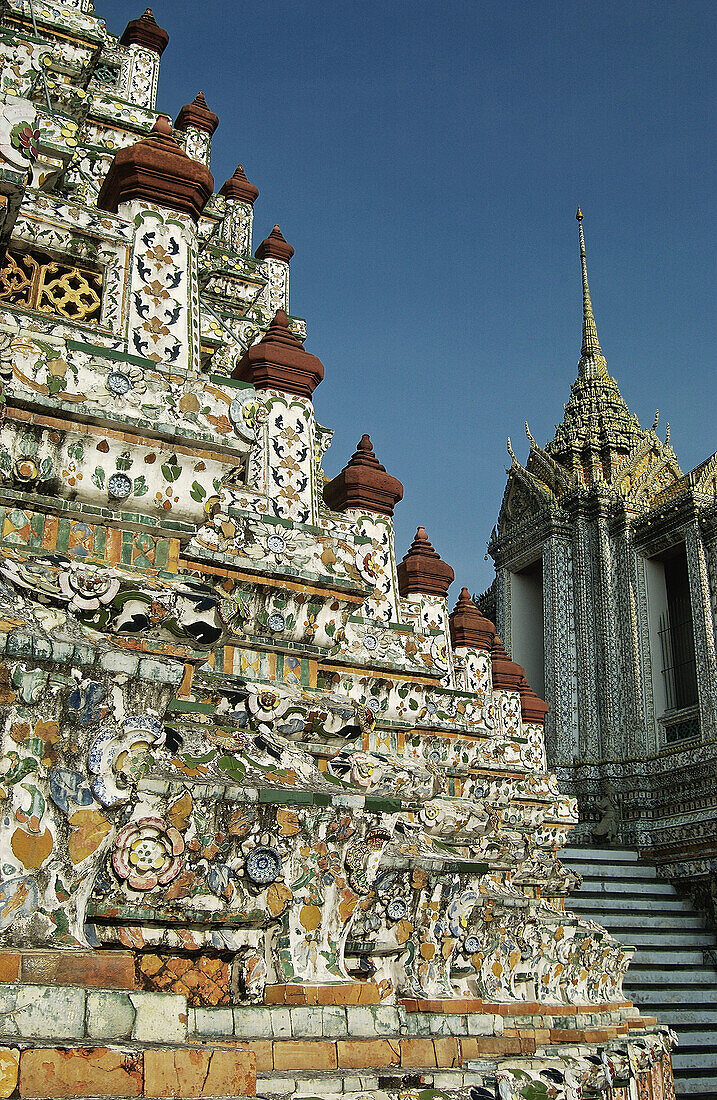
top-left (685, 522), bottom-right (717, 739)
top-left (122, 200), bottom-right (201, 373)
top-left (124, 45), bottom-right (161, 110)
top-left (542, 534), bottom-right (578, 765)
top-left (572, 515), bottom-right (600, 761)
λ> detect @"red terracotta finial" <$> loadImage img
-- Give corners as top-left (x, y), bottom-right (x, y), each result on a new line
top-left (323, 437), bottom-right (403, 517)
top-left (397, 527), bottom-right (454, 598)
top-left (490, 633), bottom-right (525, 690)
top-left (175, 91), bottom-right (219, 136)
top-left (220, 164), bottom-right (259, 205)
top-left (120, 8), bottom-right (169, 55)
top-left (449, 588), bottom-right (495, 650)
top-left (151, 113), bottom-right (173, 137)
top-left (256, 224), bottom-right (295, 263)
top-left (231, 310), bottom-right (324, 399)
top-left (97, 113), bottom-right (214, 222)
top-left (518, 674), bottom-right (549, 724)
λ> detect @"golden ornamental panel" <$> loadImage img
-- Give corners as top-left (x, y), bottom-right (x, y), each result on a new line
top-left (0, 247), bottom-right (103, 323)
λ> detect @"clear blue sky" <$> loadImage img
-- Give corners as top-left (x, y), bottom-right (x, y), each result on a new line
top-left (100, 0), bottom-right (715, 596)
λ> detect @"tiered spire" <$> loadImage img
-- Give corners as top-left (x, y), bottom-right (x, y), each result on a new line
top-left (541, 211), bottom-right (647, 482)
top-left (256, 225), bottom-right (294, 263)
top-left (97, 115), bottom-right (213, 222)
top-left (175, 92), bottom-right (219, 136)
top-left (220, 165), bottom-right (259, 206)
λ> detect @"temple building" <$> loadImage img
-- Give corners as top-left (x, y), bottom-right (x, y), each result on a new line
top-left (484, 211), bottom-right (717, 922)
top-left (0, 2), bottom-right (678, 1099)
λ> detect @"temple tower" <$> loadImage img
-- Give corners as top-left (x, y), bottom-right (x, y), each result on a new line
top-left (486, 212), bottom-right (717, 910)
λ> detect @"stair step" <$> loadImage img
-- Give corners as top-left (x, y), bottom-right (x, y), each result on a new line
top-left (610, 930), bottom-right (716, 947)
top-left (628, 948), bottom-right (712, 965)
top-left (568, 895), bottom-right (692, 912)
top-left (565, 843), bottom-right (717, 1099)
top-left (671, 1076), bottom-right (717, 1097)
top-left (564, 847), bottom-right (640, 862)
top-left (573, 912), bottom-right (706, 931)
top-left (571, 879), bottom-right (676, 896)
top-left (641, 1006), bottom-right (717, 1024)
top-left (625, 969), bottom-right (717, 985)
top-left (566, 862), bottom-right (661, 880)
top-left (673, 1050), bottom-right (717, 1069)
top-left (629, 985), bottom-right (717, 1004)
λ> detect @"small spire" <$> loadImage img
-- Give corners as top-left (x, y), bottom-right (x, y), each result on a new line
top-left (220, 164), bottom-right (259, 205)
top-left (175, 91), bottom-right (219, 135)
top-left (397, 527), bottom-right (454, 599)
top-left (323, 436), bottom-right (403, 517)
top-left (449, 588), bottom-right (495, 651)
top-left (232, 309), bottom-right (324, 399)
top-left (577, 207), bottom-right (602, 361)
top-left (120, 8), bottom-right (169, 55)
top-left (256, 224), bottom-right (294, 263)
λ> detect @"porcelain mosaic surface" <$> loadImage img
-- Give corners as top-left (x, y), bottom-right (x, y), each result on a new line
top-left (0, 3), bottom-right (676, 1098)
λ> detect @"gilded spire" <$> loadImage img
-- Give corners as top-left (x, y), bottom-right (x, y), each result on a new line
top-left (576, 207), bottom-right (604, 368)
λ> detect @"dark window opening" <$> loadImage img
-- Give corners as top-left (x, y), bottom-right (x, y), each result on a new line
top-left (658, 548), bottom-right (698, 714)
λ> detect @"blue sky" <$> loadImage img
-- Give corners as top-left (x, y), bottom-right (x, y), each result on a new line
top-left (100, 0), bottom-right (715, 596)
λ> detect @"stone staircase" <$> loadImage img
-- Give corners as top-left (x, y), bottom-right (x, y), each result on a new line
top-left (563, 846), bottom-right (717, 1099)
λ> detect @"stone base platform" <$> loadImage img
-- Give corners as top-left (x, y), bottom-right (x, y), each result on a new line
top-left (0, 969), bottom-right (674, 1099)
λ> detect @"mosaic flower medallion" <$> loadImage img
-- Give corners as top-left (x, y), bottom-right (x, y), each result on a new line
top-left (107, 370), bottom-right (131, 395)
top-left (386, 897), bottom-right (408, 921)
top-left (245, 845), bottom-right (282, 886)
top-left (108, 472), bottom-right (132, 499)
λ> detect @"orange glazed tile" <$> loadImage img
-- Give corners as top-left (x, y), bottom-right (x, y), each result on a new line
top-left (243, 1041), bottom-right (272, 1073)
top-left (337, 1040), bottom-right (400, 1070)
top-left (0, 953), bottom-right (20, 982)
top-left (400, 1038), bottom-right (437, 1068)
top-left (433, 1037), bottom-right (460, 1067)
top-left (144, 1049), bottom-right (255, 1098)
top-left (0, 1049), bottom-right (18, 1099)
top-left (19, 1048), bottom-right (142, 1098)
top-left (203, 1050), bottom-right (256, 1097)
top-left (272, 1041), bottom-right (337, 1072)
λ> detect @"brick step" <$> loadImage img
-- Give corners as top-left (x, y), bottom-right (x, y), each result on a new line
top-left (0, 1043), bottom-right (255, 1098)
top-left (0, 983), bottom-right (188, 1046)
